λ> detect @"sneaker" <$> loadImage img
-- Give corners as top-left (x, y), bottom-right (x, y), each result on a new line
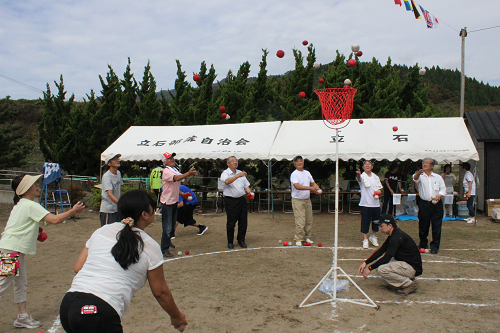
top-left (197, 225), bottom-right (208, 235)
top-left (171, 235), bottom-right (176, 239)
top-left (466, 217), bottom-right (475, 224)
top-left (368, 235), bottom-right (379, 247)
top-left (362, 239), bottom-right (369, 249)
top-left (13, 314), bottom-right (41, 329)
top-left (305, 238), bottom-right (314, 244)
top-left (163, 250), bottom-right (173, 258)
top-left (396, 281), bottom-right (418, 296)
top-left (295, 241), bottom-right (303, 247)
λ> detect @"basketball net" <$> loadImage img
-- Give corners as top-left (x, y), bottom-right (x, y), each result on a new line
top-left (299, 86), bottom-right (378, 309)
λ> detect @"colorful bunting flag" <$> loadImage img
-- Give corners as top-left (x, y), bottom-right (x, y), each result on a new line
top-left (394, 0), bottom-right (402, 6)
top-left (411, 0), bottom-right (421, 19)
top-left (403, 0), bottom-right (412, 11)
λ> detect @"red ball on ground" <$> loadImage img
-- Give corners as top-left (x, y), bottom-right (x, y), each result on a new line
top-left (276, 50), bottom-right (285, 58)
top-left (222, 113), bottom-right (227, 119)
top-left (318, 243), bottom-right (322, 247)
top-left (419, 248), bottom-right (425, 253)
top-left (298, 92), bottom-right (306, 99)
top-left (393, 126), bottom-right (398, 132)
top-left (193, 74), bottom-right (201, 82)
top-left (220, 106), bottom-right (225, 112)
top-left (347, 59), bottom-right (356, 68)
top-left (185, 250), bottom-right (190, 255)
top-left (359, 119), bottom-right (364, 124)
top-left (283, 242), bottom-right (288, 246)
top-left (302, 40), bottom-right (308, 46)
top-left (357, 51), bottom-right (363, 57)
top-left (318, 78), bottom-right (325, 84)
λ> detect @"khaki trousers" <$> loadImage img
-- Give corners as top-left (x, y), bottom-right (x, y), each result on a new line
top-left (0, 249), bottom-right (27, 303)
top-left (378, 260), bottom-right (416, 288)
top-left (292, 198), bottom-right (313, 242)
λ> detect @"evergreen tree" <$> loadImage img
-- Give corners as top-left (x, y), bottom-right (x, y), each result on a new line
top-left (93, 65), bottom-right (121, 147)
top-left (0, 97), bottom-right (30, 168)
top-left (168, 60), bottom-right (194, 126)
top-left (136, 61), bottom-right (162, 126)
top-left (112, 57), bottom-right (139, 138)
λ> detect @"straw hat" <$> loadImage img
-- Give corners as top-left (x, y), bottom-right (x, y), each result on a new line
top-left (16, 174), bottom-right (42, 196)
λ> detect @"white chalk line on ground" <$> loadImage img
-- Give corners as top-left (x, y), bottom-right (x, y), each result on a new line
top-left (48, 315), bottom-right (61, 333)
top-left (336, 298), bottom-right (500, 308)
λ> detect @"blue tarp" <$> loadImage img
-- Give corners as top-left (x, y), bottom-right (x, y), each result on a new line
top-left (396, 214), bottom-right (466, 221)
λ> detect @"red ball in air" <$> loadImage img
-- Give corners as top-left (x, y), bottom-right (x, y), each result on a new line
top-left (302, 40), bottom-right (308, 46)
top-left (319, 78), bottom-right (325, 84)
top-left (357, 51), bottom-right (363, 57)
top-left (393, 126), bottom-right (398, 132)
top-left (359, 119), bottom-right (364, 124)
top-left (220, 106), bottom-right (225, 112)
top-left (419, 248), bottom-right (425, 253)
top-left (222, 113), bottom-right (227, 119)
top-left (298, 92), bottom-right (306, 99)
top-left (347, 59), bottom-right (356, 68)
top-left (318, 242), bottom-right (322, 247)
top-left (193, 74), bottom-right (201, 82)
top-left (185, 250), bottom-right (190, 255)
top-left (276, 50), bottom-right (285, 58)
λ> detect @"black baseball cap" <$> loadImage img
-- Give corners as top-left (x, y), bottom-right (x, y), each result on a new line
top-left (375, 214), bottom-right (397, 228)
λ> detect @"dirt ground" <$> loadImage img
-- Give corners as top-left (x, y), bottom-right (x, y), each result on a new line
top-left (0, 202), bottom-right (499, 333)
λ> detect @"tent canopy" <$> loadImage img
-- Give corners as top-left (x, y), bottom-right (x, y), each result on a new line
top-left (269, 118), bottom-right (479, 163)
top-left (101, 121), bottom-right (281, 162)
top-left (101, 118), bottom-right (479, 164)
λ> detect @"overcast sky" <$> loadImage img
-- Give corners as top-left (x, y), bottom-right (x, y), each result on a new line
top-left (1, 0), bottom-right (499, 101)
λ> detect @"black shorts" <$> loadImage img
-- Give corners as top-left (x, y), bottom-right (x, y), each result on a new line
top-left (60, 292), bottom-right (122, 333)
top-left (360, 206), bottom-right (381, 234)
top-left (99, 212), bottom-right (119, 227)
top-left (177, 204), bottom-right (197, 226)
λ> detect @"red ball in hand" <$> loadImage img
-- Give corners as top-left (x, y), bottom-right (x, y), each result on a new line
top-left (38, 232), bottom-right (48, 242)
top-left (276, 50), bottom-right (285, 58)
top-left (298, 92), bottom-right (306, 99)
top-left (222, 113), bottom-right (227, 119)
top-left (183, 192), bottom-right (190, 198)
top-left (318, 78), bottom-right (325, 84)
top-left (357, 51), bottom-right (363, 57)
top-left (220, 106), bottom-right (225, 112)
top-left (347, 59), bottom-right (356, 68)
top-left (302, 40), bottom-right (308, 46)
top-left (393, 126), bottom-right (398, 132)
top-left (359, 119), bottom-right (364, 124)
top-left (193, 74), bottom-right (201, 82)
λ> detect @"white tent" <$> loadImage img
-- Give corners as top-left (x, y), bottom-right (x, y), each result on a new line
top-left (101, 121), bottom-right (282, 162)
top-left (269, 118), bottom-right (479, 163)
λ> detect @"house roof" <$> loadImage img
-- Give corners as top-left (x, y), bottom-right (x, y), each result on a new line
top-left (465, 111), bottom-right (500, 142)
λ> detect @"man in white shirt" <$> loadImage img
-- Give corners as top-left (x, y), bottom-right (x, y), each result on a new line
top-left (220, 156), bottom-right (253, 249)
top-left (356, 160), bottom-right (383, 249)
top-left (290, 156), bottom-right (321, 247)
top-left (460, 162), bottom-right (476, 223)
top-left (413, 158), bottom-right (447, 254)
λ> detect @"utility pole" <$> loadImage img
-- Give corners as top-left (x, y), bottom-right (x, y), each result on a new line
top-left (459, 27), bottom-right (467, 117)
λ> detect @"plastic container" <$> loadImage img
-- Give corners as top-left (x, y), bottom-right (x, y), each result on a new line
top-left (457, 201), bottom-right (468, 217)
top-left (318, 279), bottom-right (349, 294)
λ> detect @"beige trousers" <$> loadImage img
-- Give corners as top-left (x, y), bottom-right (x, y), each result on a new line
top-left (378, 260), bottom-right (416, 288)
top-left (292, 198), bottom-right (313, 241)
top-left (0, 250), bottom-right (27, 304)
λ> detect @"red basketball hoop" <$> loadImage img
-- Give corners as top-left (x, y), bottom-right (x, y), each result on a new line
top-left (315, 86), bottom-right (357, 129)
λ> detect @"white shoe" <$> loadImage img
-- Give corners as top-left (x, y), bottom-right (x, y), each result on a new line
top-left (362, 239), bottom-right (369, 249)
top-left (295, 241), bottom-right (303, 247)
top-left (305, 238), bottom-right (314, 244)
top-left (368, 235), bottom-right (379, 247)
top-left (14, 314), bottom-right (41, 329)
top-left (466, 217), bottom-right (475, 224)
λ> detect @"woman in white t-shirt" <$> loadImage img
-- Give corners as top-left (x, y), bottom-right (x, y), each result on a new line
top-left (59, 190), bottom-right (187, 333)
top-left (460, 162), bottom-right (476, 223)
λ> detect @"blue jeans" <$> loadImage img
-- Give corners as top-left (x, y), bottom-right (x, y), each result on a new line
top-left (161, 203), bottom-right (177, 253)
top-left (467, 195), bottom-right (475, 217)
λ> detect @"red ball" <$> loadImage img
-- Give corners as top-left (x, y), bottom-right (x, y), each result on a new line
top-left (38, 232), bottom-right (48, 242)
top-left (298, 92), bottom-right (306, 99)
top-left (276, 50), bottom-right (285, 58)
top-left (318, 78), bottom-right (325, 84)
top-left (220, 106), bottom-right (225, 112)
top-left (221, 113), bottom-right (227, 119)
top-left (347, 59), bottom-right (356, 68)
top-left (419, 248), bottom-right (425, 253)
top-left (359, 119), bottom-right (364, 124)
top-left (185, 250), bottom-right (190, 255)
top-left (393, 126), bottom-right (398, 132)
top-left (357, 51), bottom-right (363, 57)
top-left (183, 192), bottom-right (190, 198)
top-left (318, 242), bottom-right (322, 247)
top-left (302, 40), bottom-right (308, 46)
top-left (193, 74), bottom-right (201, 82)
top-left (283, 242), bottom-right (288, 246)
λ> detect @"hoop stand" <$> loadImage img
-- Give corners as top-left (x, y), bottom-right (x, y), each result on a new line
top-left (299, 129), bottom-right (378, 309)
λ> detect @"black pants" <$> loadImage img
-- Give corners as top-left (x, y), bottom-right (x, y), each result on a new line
top-left (224, 196), bottom-right (248, 244)
top-left (60, 292), bottom-right (122, 333)
top-left (382, 193), bottom-right (395, 215)
top-left (177, 204), bottom-right (197, 226)
top-left (418, 200), bottom-right (443, 251)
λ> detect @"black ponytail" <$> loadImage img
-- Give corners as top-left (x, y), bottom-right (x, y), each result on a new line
top-left (111, 189), bottom-right (156, 270)
top-left (11, 175), bottom-right (25, 205)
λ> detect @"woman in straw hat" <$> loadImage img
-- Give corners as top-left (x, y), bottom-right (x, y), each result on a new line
top-left (0, 174), bottom-right (85, 329)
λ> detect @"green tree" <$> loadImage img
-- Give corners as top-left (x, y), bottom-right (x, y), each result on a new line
top-left (136, 61), bottom-right (162, 126)
top-left (0, 97), bottom-right (31, 168)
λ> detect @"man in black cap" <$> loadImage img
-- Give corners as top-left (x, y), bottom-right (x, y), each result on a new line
top-left (358, 214), bottom-right (423, 296)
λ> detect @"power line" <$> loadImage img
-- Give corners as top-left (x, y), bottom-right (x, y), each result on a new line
top-left (0, 73), bottom-right (44, 94)
top-left (469, 25), bottom-right (500, 33)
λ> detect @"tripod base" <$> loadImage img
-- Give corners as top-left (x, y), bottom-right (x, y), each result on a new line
top-left (299, 266), bottom-right (379, 309)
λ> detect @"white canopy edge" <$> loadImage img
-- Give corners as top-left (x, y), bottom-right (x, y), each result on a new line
top-left (268, 118), bottom-right (479, 163)
top-left (101, 121), bottom-right (282, 162)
